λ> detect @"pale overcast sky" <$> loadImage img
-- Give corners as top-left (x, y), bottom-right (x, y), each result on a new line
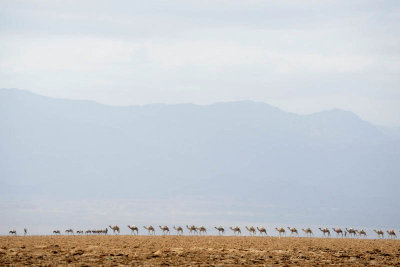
top-left (1, 0), bottom-right (399, 126)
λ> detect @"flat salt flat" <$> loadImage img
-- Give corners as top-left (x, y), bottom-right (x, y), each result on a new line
top-left (1, 235), bottom-right (399, 266)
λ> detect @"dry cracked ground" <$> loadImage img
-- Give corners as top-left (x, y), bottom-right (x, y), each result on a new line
top-left (1, 235), bottom-right (400, 266)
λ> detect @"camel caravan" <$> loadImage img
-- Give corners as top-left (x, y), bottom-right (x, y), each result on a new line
top-left (6, 225), bottom-right (400, 239)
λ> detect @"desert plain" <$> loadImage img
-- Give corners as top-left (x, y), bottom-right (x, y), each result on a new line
top-left (1, 235), bottom-right (400, 266)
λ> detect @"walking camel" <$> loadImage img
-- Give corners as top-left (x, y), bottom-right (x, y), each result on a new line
top-left (215, 226), bottom-right (225, 235)
top-left (109, 225), bottom-right (120, 234)
top-left (257, 227), bottom-right (267, 236)
top-left (318, 228), bottom-right (330, 237)
top-left (287, 227), bottom-right (298, 236)
top-left (9, 229), bottom-right (16, 235)
top-left (345, 228), bottom-right (357, 238)
top-left (246, 226), bottom-right (256, 236)
top-left (144, 226), bottom-right (155, 235)
top-left (173, 226), bottom-right (184, 235)
top-left (275, 227), bottom-right (286, 237)
top-left (230, 226), bottom-right (241, 236)
top-left (332, 228), bottom-right (343, 237)
top-left (373, 230), bottom-right (384, 238)
top-left (65, 229), bottom-right (74, 235)
top-left (198, 226), bottom-right (207, 235)
top-left (76, 230), bottom-right (83, 234)
top-left (85, 230), bottom-right (91, 234)
top-left (53, 230), bottom-right (61, 235)
top-left (159, 225), bottom-right (170, 235)
top-left (356, 229), bottom-right (367, 238)
top-left (127, 225), bottom-right (139, 235)
top-left (387, 230), bottom-right (397, 239)
top-left (302, 228), bottom-right (313, 237)
top-left (186, 225), bottom-right (198, 235)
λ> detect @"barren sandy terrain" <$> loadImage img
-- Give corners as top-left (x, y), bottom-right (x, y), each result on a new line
top-left (1, 235), bottom-right (400, 266)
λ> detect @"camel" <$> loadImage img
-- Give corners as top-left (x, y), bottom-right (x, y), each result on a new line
top-left (102, 228), bottom-right (108, 235)
top-left (198, 226), bottom-right (207, 235)
top-left (387, 230), bottom-right (397, 239)
top-left (65, 229), bottom-right (74, 235)
top-left (318, 228), bottom-right (330, 237)
top-left (144, 226), bottom-right (155, 235)
top-left (332, 228), bottom-right (343, 237)
top-left (356, 229), bottom-right (367, 238)
top-left (246, 226), bottom-right (256, 236)
top-left (85, 230), bottom-right (91, 234)
top-left (9, 229), bottom-right (17, 235)
top-left (24, 228), bottom-right (27, 236)
top-left (159, 225), bottom-right (170, 235)
top-left (186, 225), bottom-right (198, 235)
top-left (109, 225), bottom-right (120, 234)
top-left (345, 228), bottom-right (357, 238)
top-left (53, 230), bottom-right (61, 235)
top-left (230, 226), bottom-right (241, 236)
top-left (374, 229), bottom-right (384, 238)
top-left (76, 230), bottom-right (83, 234)
top-left (215, 226), bottom-right (225, 235)
top-left (275, 227), bottom-right (286, 237)
top-left (257, 227), bottom-right (267, 236)
top-left (302, 228), bottom-right (313, 237)
top-left (287, 227), bottom-right (299, 236)
top-left (173, 226), bottom-right (184, 235)
top-left (127, 225), bottom-right (139, 235)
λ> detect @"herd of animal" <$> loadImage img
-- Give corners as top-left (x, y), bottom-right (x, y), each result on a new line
top-left (6, 225), bottom-right (400, 239)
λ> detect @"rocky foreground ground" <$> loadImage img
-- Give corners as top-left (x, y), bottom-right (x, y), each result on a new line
top-left (1, 235), bottom-right (399, 266)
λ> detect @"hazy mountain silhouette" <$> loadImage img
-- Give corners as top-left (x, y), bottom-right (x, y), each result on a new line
top-left (1, 88), bottom-right (399, 227)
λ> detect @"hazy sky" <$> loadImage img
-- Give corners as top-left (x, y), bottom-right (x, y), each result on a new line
top-left (1, 0), bottom-right (399, 126)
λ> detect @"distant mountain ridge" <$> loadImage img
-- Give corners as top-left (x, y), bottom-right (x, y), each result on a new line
top-left (1, 88), bottom-right (399, 227)
top-left (0, 88), bottom-right (385, 143)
